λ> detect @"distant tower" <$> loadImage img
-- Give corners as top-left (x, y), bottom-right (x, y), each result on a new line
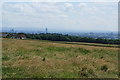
top-left (45, 28), bottom-right (48, 33)
top-left (9, 28), bottom-right (16, 35)
top-left (10, 29), bottom-right (14, 33)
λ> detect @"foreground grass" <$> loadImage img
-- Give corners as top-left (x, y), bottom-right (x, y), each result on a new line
top-left (2, 38), bottom-right (118, 78)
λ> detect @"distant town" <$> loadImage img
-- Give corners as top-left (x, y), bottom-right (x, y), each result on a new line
top-left (66, 32), bottom-right (118, 40)
top-left (1, 28), bottom-right (118, 40)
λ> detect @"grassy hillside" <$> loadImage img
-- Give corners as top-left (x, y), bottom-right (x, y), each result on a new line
top-left (2, 38), bottom-right (118, 78)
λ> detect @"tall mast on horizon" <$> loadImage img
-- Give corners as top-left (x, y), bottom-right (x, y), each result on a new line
top-left (46, 28), bottom-right (48, 33)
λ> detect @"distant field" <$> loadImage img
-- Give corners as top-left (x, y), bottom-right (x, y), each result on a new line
top-left (2, 38), bottom-right (118, 78)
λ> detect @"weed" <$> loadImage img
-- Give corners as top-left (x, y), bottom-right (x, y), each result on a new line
top-left (2, 56), bottom-right (10, 61)
top-left (46, 47), bottom-right (71, 52)
top-left (78, 67), bottom-right (97, 78)
top-left (42, 57), bottom-right (46, 61)
top-left (101, 65), bottom-right (108, 72)
top-left (78, 48), bottom-right (90, 54)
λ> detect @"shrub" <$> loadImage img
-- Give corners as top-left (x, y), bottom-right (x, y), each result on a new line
top-left (101, 65), bottom-right (108, 72)
top-left (78, 67), bottom-right (96, 78)
top-left (78, 48), bottom-right (90, 54)
top-left (42, 57), bottom-right (46, 61)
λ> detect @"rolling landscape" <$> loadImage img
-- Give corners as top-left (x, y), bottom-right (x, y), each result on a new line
top-left (2, 38), bottom-right (118, 78)
top-left (1, 1), bottom-right (119, 79)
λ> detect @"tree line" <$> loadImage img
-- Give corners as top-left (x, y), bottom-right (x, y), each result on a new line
top-left (25, 33), bottom-right (119, 44)
top-left (3, 32), bottom-right (120, 44)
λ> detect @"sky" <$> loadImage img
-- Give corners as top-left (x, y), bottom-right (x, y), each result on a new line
top-left (1, 0), bottom-right (119, 33)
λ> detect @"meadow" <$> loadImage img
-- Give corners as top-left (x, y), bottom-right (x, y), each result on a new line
top-left (2, 38), bottom-right (118, 78)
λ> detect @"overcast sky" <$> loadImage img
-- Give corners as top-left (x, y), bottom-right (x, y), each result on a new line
top-left (1, 0), bottom-right (118, 32)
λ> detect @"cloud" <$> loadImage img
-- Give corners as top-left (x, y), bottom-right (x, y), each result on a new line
top-left (2, 2), bottom-right (68, 29)
top-left (64, 3), bottom-right (73, 8)
top-left (63, 3), bottom-right (74, 11)
top-left (30, 3), bottom-right (62, 13)
top-left (78, 3), bottom-right (87, 7)
top-left (2, 0), bottom-right (119, 2)
top-left (2, 2), bottom-right (118, 32)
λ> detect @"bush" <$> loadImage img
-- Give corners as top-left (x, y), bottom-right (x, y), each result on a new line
top-left (78, 67), bottom-right (97, 78)
top-left (101, 65), bottom-right (108, 72)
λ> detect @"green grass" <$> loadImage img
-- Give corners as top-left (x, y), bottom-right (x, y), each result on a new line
top-left (61, 42), bottom-right (118, 48)
top-left (2, 56), bottom-right (10, 61)
top-left (2, 38), bottom-right (118, 78)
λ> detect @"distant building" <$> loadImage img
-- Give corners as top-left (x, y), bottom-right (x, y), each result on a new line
top-left (0, 33), bottom-right (8, 38)
top-left (12, 34), bottom-right (26, 39)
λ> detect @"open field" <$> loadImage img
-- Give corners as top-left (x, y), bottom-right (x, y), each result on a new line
top-left (2, 38), bottom-right (118, 78)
